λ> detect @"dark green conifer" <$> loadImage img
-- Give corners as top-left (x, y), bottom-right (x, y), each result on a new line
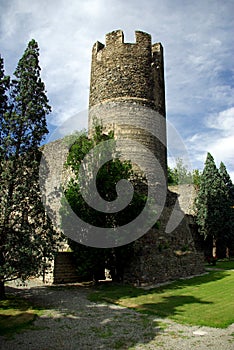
top-left (218, 162), bottom-right (234, 257)
top-left (195, 153), bottom-right (231, 258)
top-left (0, 41), bottom-right (60, 298)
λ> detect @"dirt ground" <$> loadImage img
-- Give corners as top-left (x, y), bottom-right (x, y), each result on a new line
top-left (0, 280), bottom-right (234, 350)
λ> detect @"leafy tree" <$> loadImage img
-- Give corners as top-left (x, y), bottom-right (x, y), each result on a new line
top-left (168, 158), bottom-right (193, 185)
top-left (174, 158), bottom-right (192, 184)
top-left (167, 166), bottom-right (178, 185)
top-left (0, 40), bottom-right (60, 298)
top-left (192, 169), bottom-right (202, 189)
top-left (194, 153), bottom-right (231, 258)
top-left (61, 125), bottom-right (147, 282)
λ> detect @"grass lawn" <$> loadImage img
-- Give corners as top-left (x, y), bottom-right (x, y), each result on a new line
top-left (1, 260), bottom-right (233, 337)
top-left (0, 295), bottom-right (44, 337)
top-left (89, 262), bottom-right (234, 329)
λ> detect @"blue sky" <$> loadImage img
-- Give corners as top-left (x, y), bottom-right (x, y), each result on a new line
top-left (0, 0), bottom-right (233, 179)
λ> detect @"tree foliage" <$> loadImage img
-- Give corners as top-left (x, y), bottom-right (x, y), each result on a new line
top-left (62, 125), bottom-right (147, 282)
top-left (0, 55), bottom-right (10, 119)
top-left (194, 153), bottom-right (233, 257)
top-left (219, 161), bottom-right (234, 203)
top-left (0, 40), bottom-right (60, 298)
top-left (218, 161), bottom-right (234, 257)
top-left (167, 158), bottom-right (200, 186)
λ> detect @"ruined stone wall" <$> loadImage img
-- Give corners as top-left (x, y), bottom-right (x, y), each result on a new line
top-left (168, 184), bottom-right (197, 215)
top-left (41, 139), bottom-right (69, 233)
top-left (123, 190), bottom-right (204, 286)
top-left (41, 139), bottom-right (205, 285)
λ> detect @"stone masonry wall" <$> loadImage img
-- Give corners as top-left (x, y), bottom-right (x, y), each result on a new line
top-left (90, 30), bottom-right (154, 109)
top-left (53, 252), bottom-right (80, 284)
top-left (89, 30), bottom-right (167, 177)
top-left (123, 189), bottom-right (204, 286)
top-left (89, 101), bottom-right (167, 179)
top-left (41, 139), bottom-right (69, 233)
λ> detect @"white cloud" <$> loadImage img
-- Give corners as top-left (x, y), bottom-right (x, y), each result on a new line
top-left (206, 107), bottom-right (234, 132)
top-left (186, 108), bottom-right (234, 179)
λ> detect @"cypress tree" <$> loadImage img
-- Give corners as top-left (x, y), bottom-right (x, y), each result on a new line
top-left (195, 153), bottom-right (230, 258)
top-left (0, 55), bottom-right (10, 116)
top-left (218, 162), bottom-right (234, 257)
top-left (219, 162), bottom-right (234, 202)
top-left (0, 41), bottom-right (60, 298)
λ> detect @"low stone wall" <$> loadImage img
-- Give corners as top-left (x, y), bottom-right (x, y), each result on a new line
top-left (168, 184), bottom-right (197, 215)
top-left (53, 252), bottom-right (80, 284)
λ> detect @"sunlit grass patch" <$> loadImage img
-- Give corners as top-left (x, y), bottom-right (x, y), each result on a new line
top-left (0, 295), bottom-right (44, 337)
top-left (89, 264), bottom-right (234, 328)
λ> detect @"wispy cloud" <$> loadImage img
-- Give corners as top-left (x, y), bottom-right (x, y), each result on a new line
top-left (186, 107), bottom-right (234, 177)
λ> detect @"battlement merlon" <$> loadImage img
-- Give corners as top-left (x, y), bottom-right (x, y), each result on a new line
top-left (92, 30), bottom-right (154, 54)
top-left (152, 43), bottom-right (164, 62)
top-left (106, 29), bottom-right (124, 46)
top-left (93, 41), bottom-right (104, 53)
top-left (135, 31), bottom-right (152, 47)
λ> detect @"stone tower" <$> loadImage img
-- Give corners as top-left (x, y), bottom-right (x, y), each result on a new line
top-left (88, 30), bottom-right (167, 178)
top-left (41, 30), bottom-right (204, 284)
top-left (87, 30), bottom-right (204, 285)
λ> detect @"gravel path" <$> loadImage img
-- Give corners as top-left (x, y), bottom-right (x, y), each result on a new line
top-left (0, 280), bottom-right (233, 350)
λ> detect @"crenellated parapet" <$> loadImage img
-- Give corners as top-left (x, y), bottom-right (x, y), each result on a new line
top-left (93, 30), bottom-right (151, 54)
top-left (89, 30), bottom-right (165, 116)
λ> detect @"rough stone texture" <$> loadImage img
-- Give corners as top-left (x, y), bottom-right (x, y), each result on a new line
top-left (89, 30), bottom-right (162, 111)
top-left (88, 30), bottom-right (167, 177)
top-left (41, 138), bottom-right (204, 285)
top-left (168, 184), bottom-right (197, 216)
top-left (40, 139), bottom-right (69, 231)
top-left (53, 252), bottom-right (80, 283)
top-left (89, 101), bottom-right (167, 180)
top-left (123, 190), bottom-right (204, 286)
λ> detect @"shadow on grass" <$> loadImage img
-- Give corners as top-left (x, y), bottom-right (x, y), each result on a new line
top-left (89, 284), bottom-right (214, 321)
top-left (0, 312), bottom-right (36, 337)
top-left (133, 295), bottom-right (212, 317)
top-left (88, 270), bottom-right (233, 327)
top-left (0, 293), bottom-right (44, 337)
top-left (90, 269), bottom-right (231, 300)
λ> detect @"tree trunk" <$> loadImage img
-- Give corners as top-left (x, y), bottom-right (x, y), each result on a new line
top-left (0, 280), bottom-right (6, 300)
